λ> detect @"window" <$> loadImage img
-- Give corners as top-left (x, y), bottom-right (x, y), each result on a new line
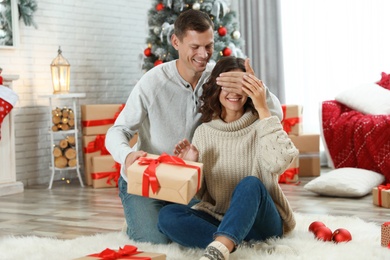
top-left (281, 0), bottom-right (390, 135)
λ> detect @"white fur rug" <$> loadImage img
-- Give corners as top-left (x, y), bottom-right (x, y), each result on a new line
top-left (0, 213), bottom-right (388, 260)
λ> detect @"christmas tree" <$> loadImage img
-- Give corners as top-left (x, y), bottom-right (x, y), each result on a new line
top-left (142, 0), bottom-right (245, 72)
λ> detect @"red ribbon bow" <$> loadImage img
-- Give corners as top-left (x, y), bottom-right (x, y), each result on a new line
top-left (89, 245), bottom-right (151, 260)
top-left (281, 105), bottom-right (301, 134)
top-left (84, 134), bottom-right (110, 155)
top-left (82, 104), bottom-right (125, 127)
top-left (377, 184), bottom-right (390, 207)
top-left (137, 153), bottom-right (201, 197)
top-left (278, 168), bottom-right (299, 184)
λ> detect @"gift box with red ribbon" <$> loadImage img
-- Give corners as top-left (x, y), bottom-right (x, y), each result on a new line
top-left (91, 155), bottom-right (120, 189)
top-left (279, 156), bottom-right (299, 184)
top-left (83, 134), bottom-right (111, 186)
top-left (81, 104), bottom-right (125, 136)
top-left (381, 222), bottom-right (390, 248)
top-left (83, 134), bottom-right (138, 186)
top-left (373, 184), bottom-right (390, 208)
top-left (73, 244), bottom-right (166, 260)
top-left (127, 153), bottom-right (203, 205)
top-left (281, 104), bottom-right (303, 136)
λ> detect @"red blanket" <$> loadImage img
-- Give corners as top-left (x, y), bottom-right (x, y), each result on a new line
top-left (322, 100), bottom-right (390, 183)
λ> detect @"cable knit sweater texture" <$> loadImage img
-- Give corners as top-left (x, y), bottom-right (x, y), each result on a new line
top-left (192, 111), bottom-right (299, 235)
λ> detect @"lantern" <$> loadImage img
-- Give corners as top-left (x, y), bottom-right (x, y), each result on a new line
top-left (51, 46), bottom-right (70, 94)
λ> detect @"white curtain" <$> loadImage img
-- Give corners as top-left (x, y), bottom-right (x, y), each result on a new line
top-left (234, 0), bottom-right (286, 103)
top-left (280, 0), bottom-right (390, 135)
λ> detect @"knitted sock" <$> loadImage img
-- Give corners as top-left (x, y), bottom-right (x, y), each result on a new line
top-left (199, 241), bottom-right (230, 260)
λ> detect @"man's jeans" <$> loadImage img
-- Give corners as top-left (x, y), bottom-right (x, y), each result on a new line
top-left (157, 176), bottom-right (283, 248)
top-left (118, 176), bottom-right (171, 244)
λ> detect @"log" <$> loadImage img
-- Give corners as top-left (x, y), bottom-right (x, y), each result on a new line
top-left (52, 125), bottom-right (59, 132)
top-left (64, 147), bottom-right (76, 160)
top-left (67, 136), bottom-right (75, 146)
top-left (68, 158), bottom-right (77, 167)
top-left (54, 156), bottom-right (68, 168)
top-left (62, 108), bottom-right (69, 118)
top-left (52, 115), bottom-right (61, 125)
top-left (59, 139), bottom-right (69, 149)
top-left (68, 119), bottom-right (75, 127)
top-left (52, 146), bottom-right (63, 157)
top-left (52, 107), bottom-right (62, 117)
top-left (61, 123), bottom-right (70, 131)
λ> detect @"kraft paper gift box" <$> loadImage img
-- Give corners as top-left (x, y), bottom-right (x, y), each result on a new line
top-left (373, 185), bottom-right (390, 208)
top-left (127, 153), bottom-right (203, 205)
top-left (83, 134), bottom-right (138, 186)
top-left (289, 134), bottom-right (320, 177)
top-left (73, 245), bottom-right (166, 260)
top-left (281, 104), bottom-right (303, 136)
top-left (279, 156), bottom-right (299, 184)
top-left (91, 155), bottom-right (119, 189)
top-left (81, 104), bottom-right (124, 136)
top-left (381, 222), bottom-right (390, 247)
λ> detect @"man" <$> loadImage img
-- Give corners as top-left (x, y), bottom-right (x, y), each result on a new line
top-left (105, 9), bottom-right (282, 244)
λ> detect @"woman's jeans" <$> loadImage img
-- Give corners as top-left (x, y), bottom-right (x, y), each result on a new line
top-left (157, 176), bottom-right (283, 249)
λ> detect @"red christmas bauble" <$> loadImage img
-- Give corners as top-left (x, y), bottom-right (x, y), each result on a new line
top-left (218, 26), bottom-right (227, 36)
top-left (332, 228), bottom-right (352, 243)
top-left (314, 226), bottom-right (333, 241)
top-left (156, 3), bottom-right (164, 11)
top-left (308, 221), bottom-right (326, 233)
top-left (222, 47), bottom-right (232, 56)
top-left (144, 47), bottom-right (152, 57)
top-left (154, 60), bottom-right (163, 66)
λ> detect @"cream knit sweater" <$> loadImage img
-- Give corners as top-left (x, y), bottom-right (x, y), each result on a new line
top-left (192, 112), bottom-right (299, 234)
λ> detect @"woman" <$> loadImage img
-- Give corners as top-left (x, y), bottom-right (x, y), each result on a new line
top-left (157, 57), bottom-right (298, 260)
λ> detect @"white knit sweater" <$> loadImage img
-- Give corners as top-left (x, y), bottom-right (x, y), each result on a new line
top-left (192, 112), bottom-right (299, 234)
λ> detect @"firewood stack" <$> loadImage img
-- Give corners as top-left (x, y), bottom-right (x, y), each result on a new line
top-left (53, 136), bottom-right (77, 168)
top-left (51, 107), bottom-right (75, 131)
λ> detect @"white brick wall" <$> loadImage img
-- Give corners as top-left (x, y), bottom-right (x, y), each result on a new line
top-left (1, 0), bottom-right (152, 186)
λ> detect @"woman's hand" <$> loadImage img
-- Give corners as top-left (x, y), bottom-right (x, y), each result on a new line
top-left (242, 74), bottom-right (271, 119)
top-left (173, 138), bottom-right (199, 162)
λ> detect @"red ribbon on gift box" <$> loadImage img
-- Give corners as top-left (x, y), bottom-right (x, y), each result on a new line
top-left (82, 104), bottom-right (125, 127)
top-left (138, 153), bottom-right (201, 197)
top-left (89, 245), bottom-right (151, 260)
top-left (281, 105), bottom-right (301, 134)
top-left (377, 184), bottom-right (390, 207)
top-left (84, 134), bottom-right (110, 155)
top-left (91, 162), bottom-right (121, 187)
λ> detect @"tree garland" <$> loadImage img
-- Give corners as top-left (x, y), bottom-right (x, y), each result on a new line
top-left (3, 0), bottom-right (38, 28)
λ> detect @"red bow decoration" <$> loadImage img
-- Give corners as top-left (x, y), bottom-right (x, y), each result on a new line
top-left (89, 245), bottom-right (151, 260)
top-left (137, 153), bottom-right (201, 197)
top-left (281, 105), bottom-right (301, 134)
top-left (278, 168), bottom-right (299, 184)
top-left (377, 184), bottom-right (390, 207)
top-left (85, 134), bottom-right (110, 155)
top-left (82, 104), bottom-right (125, 127)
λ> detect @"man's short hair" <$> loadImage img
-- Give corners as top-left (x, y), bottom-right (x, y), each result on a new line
top-left (174, 9), bottom-right (214, 40)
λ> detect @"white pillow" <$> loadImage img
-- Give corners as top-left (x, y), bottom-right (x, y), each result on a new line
top-left (335, 83), bottom-right (390, 115)
top-left (304, 168), bottom-right (385, 197)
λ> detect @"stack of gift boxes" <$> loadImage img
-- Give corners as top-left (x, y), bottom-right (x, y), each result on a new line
top-left (279, 104), bottom-right (321, 183)
top-left (81, 104), bottom-right (137, 189)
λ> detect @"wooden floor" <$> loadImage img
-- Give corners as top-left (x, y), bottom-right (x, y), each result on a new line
top-left (1, 169), bottom-right (389, 240)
